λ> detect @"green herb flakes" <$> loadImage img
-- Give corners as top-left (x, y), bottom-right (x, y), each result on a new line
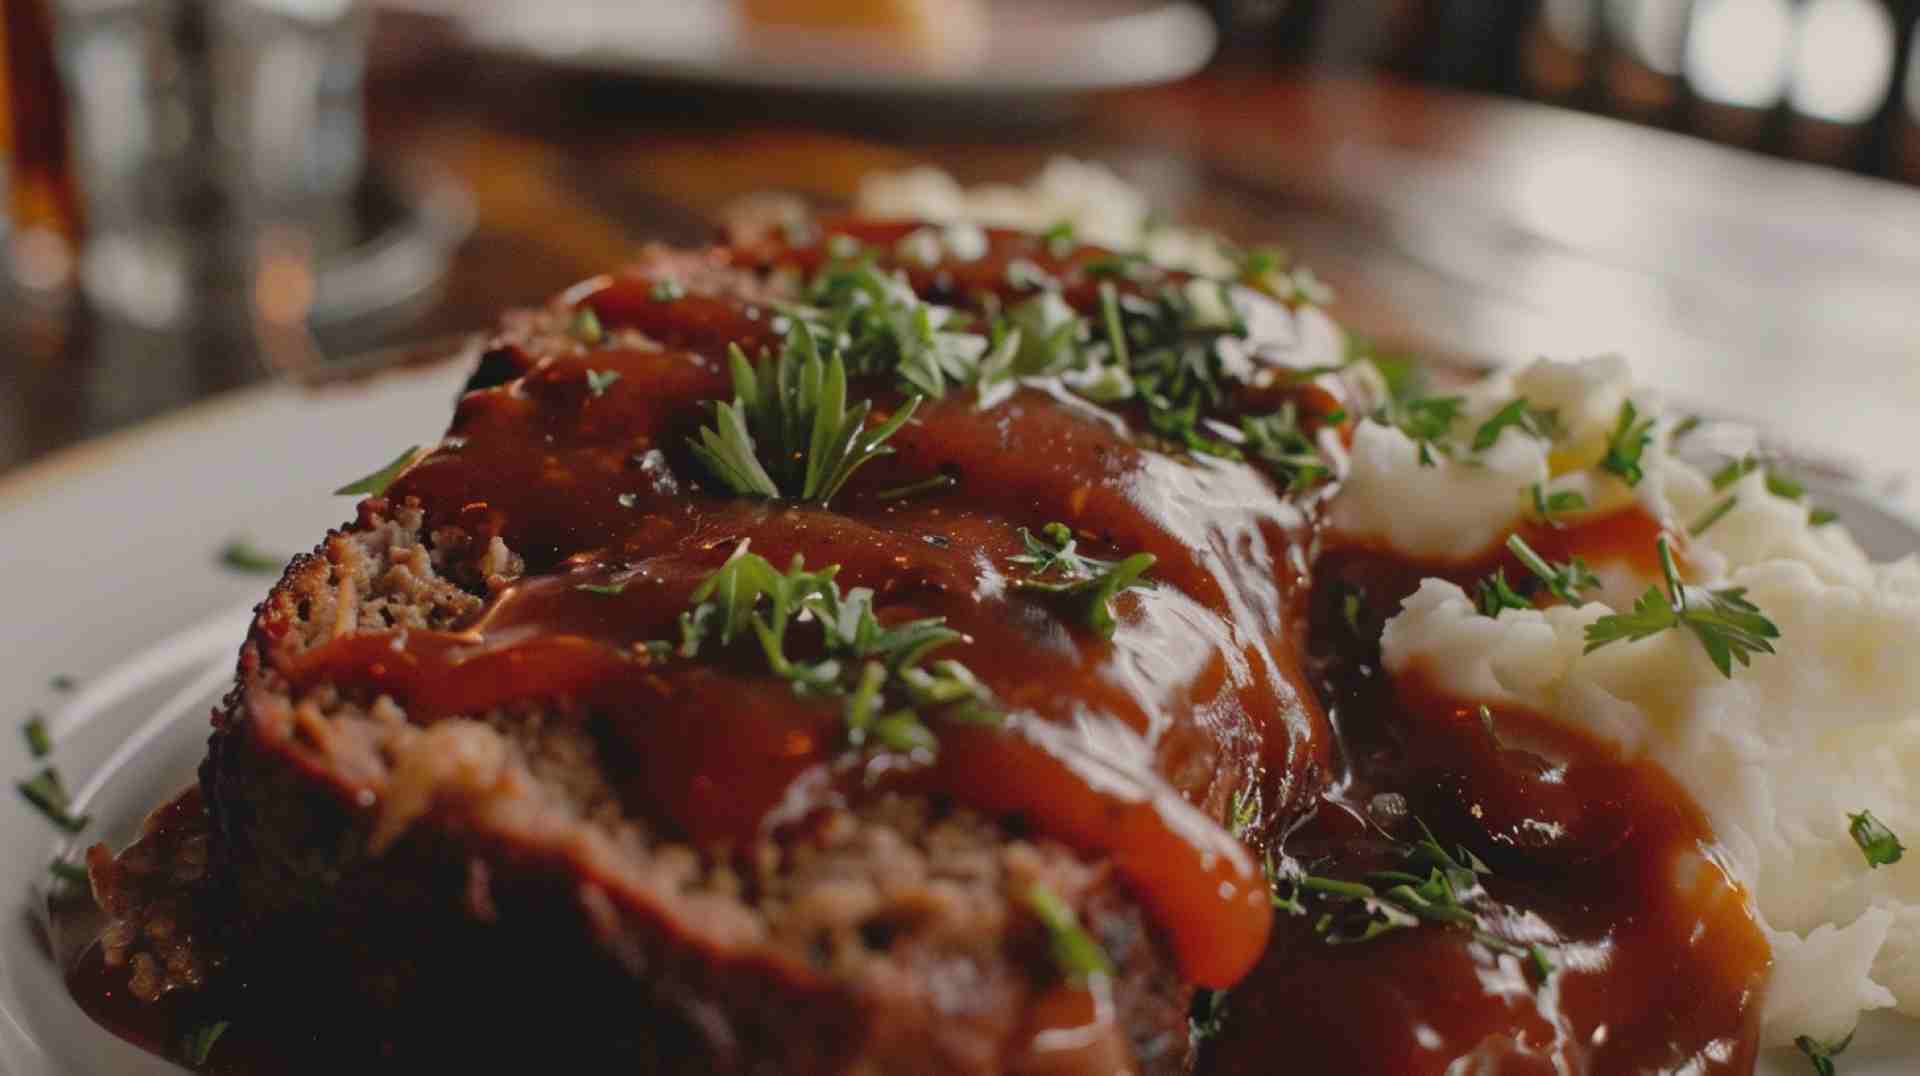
top-left (1848, 809), bottom-right (1904, 868)
top-left (333, 447), bottom-right (420, 498)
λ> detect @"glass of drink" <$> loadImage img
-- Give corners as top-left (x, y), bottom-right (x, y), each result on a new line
top-left (1, 0), bottom-right (467, 337)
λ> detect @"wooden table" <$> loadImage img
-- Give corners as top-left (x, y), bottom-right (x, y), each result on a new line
top-left (6, 33), bottom-right (1919, 491)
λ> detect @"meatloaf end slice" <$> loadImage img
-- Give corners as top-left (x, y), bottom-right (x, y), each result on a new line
top-left (188, 498), bottom-right (1197, 1075)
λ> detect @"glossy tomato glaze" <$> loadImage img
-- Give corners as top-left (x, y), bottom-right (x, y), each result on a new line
top-left (278, 219), bottom-right (1343, 990)
top-left (65, 222), bottom-right (1771, 1074)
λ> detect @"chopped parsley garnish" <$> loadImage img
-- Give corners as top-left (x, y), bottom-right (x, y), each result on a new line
top-left (1475, 535), bottom-right (1598, 615)
top-left (1375, 394), bottom-right (1464, 467)
top-left (1228, 783), bottom-right (1263, 841)
top-left (1710, 456), bottom-right (1760, 490)
top-left (1083, 252), bottom-right (1157, 281)
top-left (1005, 290), bottom-right (1083, 378)
top-left (1348, 335), bottom-right (1424, 402)
top-left (671, 545), bottom-right (994, 748)
top-left (1794, 1030), bottom-right (1854, 1076)
top-left (797, 259), bottom-right (990, 399)
top-left (1269, 820), bottom-right (1528, 960)
top-left (575, 580), bottom-right (628, 596)
top-left (1341, 587), bottom-right (1367, 636)
top-left (1527, 943), bottom-right (1556, 987)
top-left (1583, 537), bottom-right (1778, 677)
top-left (49, 860), bottom-right (88, 886)
top-left (567, 305), bottom-right (603, 345)
top-left (1097, 281), bottom-right (1130, 369)
top-left (1691, 496), bottom-right (1737, 537)
top-left (22, 717), bottom-right (50, 759)
top-left (182, 1020), bottom-right (229, 1067)
top-left (333, 446), bottom-right (419, 497)
top-left (1112, 282), bottom-right (1252, 459)
top-left (1008, 523), bottom-right (1156, 638)
top-left (689, 330), bottom-right (919, 506)
top-left (1189, 987), bottom-right (1230, 1044)
top-left (1531, 482), bottom-right (1588, 524)
top-left (1235, 245), bottom-right (1284, 277)
top-left (650, 279), bottom-right (686, 302)
top-left (1765, 470), bottom-right (1806, 500)
top-left (875, 474), bottom-right (956, 501)
top-left (1474, 569), bottom-right (1530, 618)
top-left (18, 768), bottom-right (87, 833)
top-left (1712, 455), bottom-right (1808, 500)
top-left (1668, 414), bottom-right (1703, 446)
top-left (1848, 809), bottom-right (1904, 868)
top-left (1507, 534), bottom-right (1600, 605)
top-left (1471, 398), bottom-right (1558, 452)
top-left (585, 368), bottom-right (622, 397)
top-left (1600, 400), bottom-right (1654, 486)
top-left (1710, 457), bottom-right (1838, 528)
top-left (1040, 220), bottom-right (1076, 258)
top-left (1240, 404), bottom-right (1330, 493)
top-left (1004, 258), bottom-right (1057, 292)
top-left (1025, 884), bottom-right (1114, 982)
top-left (218, 539), bottom-right (285, 574)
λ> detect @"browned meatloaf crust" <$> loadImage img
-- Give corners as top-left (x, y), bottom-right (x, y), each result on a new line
top-left (99, 224), bottom-right (1348, 1074)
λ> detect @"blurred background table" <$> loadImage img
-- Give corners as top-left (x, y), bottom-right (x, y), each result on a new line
top-left (5, 8), bottom-right (1919, 492)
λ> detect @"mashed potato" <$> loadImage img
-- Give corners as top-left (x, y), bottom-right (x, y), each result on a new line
top-left (1372, 359), bottom-right (1920, 1047)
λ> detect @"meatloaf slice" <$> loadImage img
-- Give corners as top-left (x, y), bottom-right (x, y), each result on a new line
top-left (94, 222), bottom-right (1351, 1074)
top-left (188, 500), bottom-right (1192, 1075)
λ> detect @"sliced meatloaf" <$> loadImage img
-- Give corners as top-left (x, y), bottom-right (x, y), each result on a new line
top-left (95, 222), bottom-right (1361, 1074)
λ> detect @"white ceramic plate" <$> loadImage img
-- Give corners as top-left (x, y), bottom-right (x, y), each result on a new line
top-left (0, 353), bottom-right (1915, 1074)
top-left (386, 0), bottom-right (1217, 98)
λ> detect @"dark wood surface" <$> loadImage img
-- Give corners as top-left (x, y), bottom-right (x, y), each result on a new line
top-left (6, 24), bottom-right (1919, 484)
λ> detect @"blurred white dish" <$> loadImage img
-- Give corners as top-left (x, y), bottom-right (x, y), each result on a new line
top-left (385, 0), bottom-right (1217, 96)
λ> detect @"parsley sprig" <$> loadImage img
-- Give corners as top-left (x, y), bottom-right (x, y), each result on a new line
top-left (1583, 537), bottom-right (1778, 677)
top-left (182, 1021), bottom-right (229, 1067)
top-left (1268, 821), bottom-right (1548, 984)
top-left (218, 539), bottom-right (287, 575)
top-left (1474, 570), bottom-right (1530, 618)
top-left (1009, 523), bottom-right (1157, 638)
top-left (1507, 534), bottom-right (1600, 605)
top-left (1712, 455), bottom-right (1838, 529)
top-left (1531, 482), bottom-right (1588, 525)
top-left (18, 767), bottom-right (87, 833)
top-left (1025, 884), bottom-right (1114, 983)
top-left (1113, 281), bottom-right (1253, 458)
top-left (670, 545), bottom-right (997, 751)
top-left (1794, 1030), bottom-right (1854, 1076)
top-left (1375, 394), bottom-right (1464, 467)
top-left (333, 446), bottom-right (419, 497)
top-left (793, 259), bottom-right (991, 399)
top-left (1239, 403), bottom-right (1331, 493)
top-left (690, 329), bottom-right (919, 506)
top-left (1474, 535), bottom-right (1599, 617)
top-left (1471, 397), bottom-right (1559, 452)
top-left (1599, 400), bottom-right (1654, 486)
